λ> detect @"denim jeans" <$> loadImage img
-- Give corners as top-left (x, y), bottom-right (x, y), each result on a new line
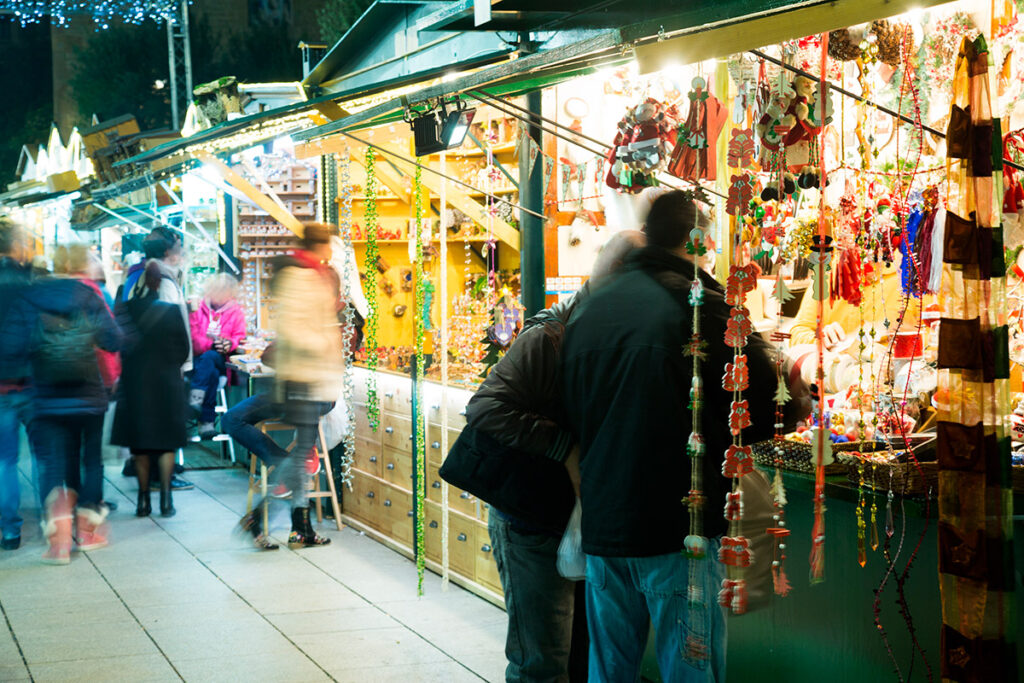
top-left (33, 413), bottom-right (105, 509)
top-left (0, 390), bottom-right (30, 540)
top-left (221, 393), bottom-right (288, 465)
top-left (585, 544), bottom-right (727, 683)
top-left (191, 350), bottom-right (226, 423)
top-left (489, 510), bottom-right (580, 683)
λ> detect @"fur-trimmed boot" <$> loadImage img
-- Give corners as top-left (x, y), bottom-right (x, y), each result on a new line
top-left (42, 487), bottom-right (76, 565)
top-left (288, 506), bottom-right (331, 549)
top-left (75, 504), bottom-right (110, 551)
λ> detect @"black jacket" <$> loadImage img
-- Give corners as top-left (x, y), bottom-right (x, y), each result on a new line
top-left (441, 288), bottom-right (586, 536)
top-left (0, 257), bottom-right (31, 383)
top-left (0, 277), bottom-right (121, 417)
top-left (562, 246), bottom-right (807, 557)
top-left (111, 292), bottom-right (190, 451)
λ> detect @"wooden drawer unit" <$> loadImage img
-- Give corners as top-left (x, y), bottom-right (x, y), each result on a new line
top-left (352, 437), bottom-right (381, 477)
top-left (354, 404), bottom-right (381, 443)
top-left (352, 377), bottom-right (370, 404)
top-left (344, 471), bottom-right (380, 529)
top-left (426, 424), bottom-right (461, 466)
top-left (380, 380), bottom-right (411, 414)
top-left (379, 483), bottom-right (413, 546)
top-left (475, 522), bottom-right (502, 593)
top-left (381, 446), bottom-right (414, 492)
top-left (448, 511), bottom-right (477, 578)
top-left (381, 413), bottom-right (413, 451)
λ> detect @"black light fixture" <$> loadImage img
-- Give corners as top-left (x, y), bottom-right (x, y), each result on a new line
top-left (410, 100), bottom-right (476, 157)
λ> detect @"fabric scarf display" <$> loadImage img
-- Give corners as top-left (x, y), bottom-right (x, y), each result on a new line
top-left (936, 35), bottom-right (1017, 683)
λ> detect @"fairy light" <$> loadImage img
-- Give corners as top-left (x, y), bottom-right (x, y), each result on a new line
top-left (3, 0), bottom-right (183, 26)
top-left (413, 163), bottom-right (427, 595)
top-left (364, 147), bottom-right (381, 432)
top-left (336, 148), bottom-right (356, 489)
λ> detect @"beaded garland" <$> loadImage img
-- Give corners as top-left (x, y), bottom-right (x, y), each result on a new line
top-left (413, 163), bottom-right (427, 595)
top-left (364, 147), bottom-right (381, 432)
top-left (336, 149), bottom-right (356, 489)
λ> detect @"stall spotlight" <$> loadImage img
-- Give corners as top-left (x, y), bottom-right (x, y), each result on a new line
top-left (410, 101), bottom-right (476, 157)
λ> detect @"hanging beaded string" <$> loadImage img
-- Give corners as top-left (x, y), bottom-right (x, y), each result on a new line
top-left (364, 147), bottom-right (381, 432)
top-left (413, 163), bottom-right (428, 595)
top-left (336, 149), bottom-right (356, 489)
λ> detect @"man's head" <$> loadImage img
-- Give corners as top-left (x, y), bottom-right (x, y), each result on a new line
top-left (52, 244), bottom-right (91, 276)
top-left (300, 223), bottom-right (335, 262)
top-left (143, 226), bottom-right (184, 267)
top-left (0, 216), bottom-right (28, 263)
top-left (642, 190), bottom-right (713, 258)
top-left (591, 230), bottom-right (646, 287)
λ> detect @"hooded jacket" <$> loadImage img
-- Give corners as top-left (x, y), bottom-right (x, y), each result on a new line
top-left (189, 299), bottom-right (246, 356)
top-left (561, 246), bottom-right (809, 557)
top-left (0, 257), bottom-right (32, 384)
top-left (0, 277), bottom-right (121, 416)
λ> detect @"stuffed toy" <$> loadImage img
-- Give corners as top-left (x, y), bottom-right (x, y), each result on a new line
top-left (605, 99), bottom-right (678, 193)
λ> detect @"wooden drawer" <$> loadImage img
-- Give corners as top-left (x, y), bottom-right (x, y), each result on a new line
top-left (352, 377), bottom-right (369, 404)
top-left (380, 380), bottom-right (411, 414)
top-left (426, 465), bottom-right (444, 504)
top-left (448, 512), bottom-right (477, 579)
top-left (290, 200), bottom-right (314, 216)
top-left (381, 413), bottom-right (413, 451)
top-left (446, 392), bottom-right (469, 429)
top-left (424, 501), bottom-right (442, 563)
top-left (426, 424), bottom-right (461, 466)
top-left (379, 483), bottom-right (413, 546)
top-left (352, 437), bottom-right (381, 477)
top-left (381, 446), bottom-right (414, 492)
top-left (451, 485), bottom-right (480, 519)
top-left (475, 522), bottom-right (502, 593)
top-left (344, 471), bottom-right (380, 529)
top-left (354, 404), bottom-right (381, 443)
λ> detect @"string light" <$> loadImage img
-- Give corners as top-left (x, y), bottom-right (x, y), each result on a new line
top-left (1, 1), bottom-right (183, 27)
top-left (336, 148), bottom-right (356, 490)
top-left (364, 148), bottom-right (381, 432)
top-left (413, 163), bottom-right (427, 595)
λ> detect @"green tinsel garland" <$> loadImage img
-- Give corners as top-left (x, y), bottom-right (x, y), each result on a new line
top-left (364, 147), bottom-right (381, 432)
top-left (413, 162), bottom-right (427, 594)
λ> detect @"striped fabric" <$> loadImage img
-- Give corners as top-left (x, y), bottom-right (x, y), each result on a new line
top-left (936, 35), bottom-right (1018, 682)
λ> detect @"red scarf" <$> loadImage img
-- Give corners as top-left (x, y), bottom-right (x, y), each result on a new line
top-left (291, 249), bottom-right (329, 275)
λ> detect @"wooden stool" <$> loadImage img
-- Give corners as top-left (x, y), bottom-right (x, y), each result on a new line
top-left (245, 420), bottom-right (291, 532)
top-left (308, 421), bottom-right (343, 531)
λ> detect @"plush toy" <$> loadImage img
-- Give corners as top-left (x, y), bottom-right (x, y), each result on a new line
top-left (605, 99), bottom-right (678, 193)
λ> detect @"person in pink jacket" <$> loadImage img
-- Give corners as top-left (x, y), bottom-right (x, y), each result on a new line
top-left (188, 274), bottom-right (245, 439)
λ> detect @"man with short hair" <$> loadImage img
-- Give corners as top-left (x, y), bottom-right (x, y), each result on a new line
top-left (0, 218), bottom-right (32, 550)
top-left (561, 191), bottom-right (805, 681)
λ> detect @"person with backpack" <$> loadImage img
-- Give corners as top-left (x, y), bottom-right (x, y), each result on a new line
top-left (112, 260), bottom-right (191, 519)
top-left (1, 243), bottom-right (122, 564)
top-left (0, 218), bottom-right (33, 551)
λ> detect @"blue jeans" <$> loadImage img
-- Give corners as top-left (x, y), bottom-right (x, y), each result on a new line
top-left (585, 546), bottom-right (726, 683)
top-left (33, 413), bottom-right (105, 509)
top-left (191, 350), bottom-right (226, 423)
top-left (0, 391), bottom-right (30, 540)
top-left (221, 393), bottom-right (288, 465)
top-left (489, 510), bottom-right (584, 682)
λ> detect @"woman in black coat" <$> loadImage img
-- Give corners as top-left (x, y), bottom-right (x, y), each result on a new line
top-left (112, 261), bottom-right (189, 517)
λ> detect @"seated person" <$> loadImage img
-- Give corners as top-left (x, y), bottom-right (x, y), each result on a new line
top-left (188, 274), bottom-right (245, 439)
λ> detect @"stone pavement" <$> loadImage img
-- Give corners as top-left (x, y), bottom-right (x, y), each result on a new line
top-left (0, 460), bottom-right (507, 682)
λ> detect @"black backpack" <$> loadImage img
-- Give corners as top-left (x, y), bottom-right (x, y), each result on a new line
top-left (33, 309), bottom-right (97, 386)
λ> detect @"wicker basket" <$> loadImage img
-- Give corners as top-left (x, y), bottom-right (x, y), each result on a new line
top-left (751, 439), bottom-right (847, 475)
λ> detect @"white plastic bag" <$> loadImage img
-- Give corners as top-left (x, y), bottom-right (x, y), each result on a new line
top-left (320, 388), bottom-right (351, 451)
top-left (556, 498), bottom-right (586, 581)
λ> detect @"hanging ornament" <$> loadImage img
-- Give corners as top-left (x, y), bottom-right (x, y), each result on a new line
top-left (335, 149), bottom-right (357, 489)
top-left (669, 78), bottom-right (727, 183)
top-left (364, 147), bottom-right (381, 432)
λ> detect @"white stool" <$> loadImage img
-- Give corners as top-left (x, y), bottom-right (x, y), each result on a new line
top-left (188, 375), bottom-right (236, 463)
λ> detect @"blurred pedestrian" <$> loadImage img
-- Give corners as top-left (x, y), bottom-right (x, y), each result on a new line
top-left (112, 260), bottom-right (190, 518)
top-left (238, 223), bottom-right (340, 549)
top-left (0, 218), bottom-right (33, 551)
top-left (188, 273), bottom-right (245, 439)
top-left (2, 244), bottom-right (122, 563)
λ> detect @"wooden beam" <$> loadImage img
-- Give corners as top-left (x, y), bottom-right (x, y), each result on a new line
top-left (313, 101), bottom-right (350, 122)
top-left (192, 149), bottom-right (304, 235)
top-left (296, 137), bottom-right (411, 203)
top-left (635, 0), bottom-right (951, 73)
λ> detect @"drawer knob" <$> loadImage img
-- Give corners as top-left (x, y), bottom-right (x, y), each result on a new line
top-left (385, 427), bottom-right (394, 434)
top-left (457, 533), bottom-right (467, 542)
top-left (369, 456), bottom-right (378, 463)
top-left (385, 392), bottom-right (394, 398)
top-left (432, 481), bottom-right (441, 489)
top-left (384, 500), bottom-right (392, 507)
top-left (481, 544), bottom-right (492, 553)
top-left (386, 463), bottom-right (395, 470)
top-left (407, 510), bottom-right (414, 517)
top-left (429, 521), bottom-right (438, 528)
top-left (460, 492), bottom-right (471, 500)
top-left (367, 491), bottom-right (375, 499)
top-left (409, 435), bottom-right (414, 441)
top-left (431, 404), bottom-right (440, 411)
top-left (431, 441), bottom-right (440, 449)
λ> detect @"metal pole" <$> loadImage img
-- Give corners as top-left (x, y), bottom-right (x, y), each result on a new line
top-left (167, 13), bottom-right (178, 128)
top-left (520, 88), bottom-right (545, 317)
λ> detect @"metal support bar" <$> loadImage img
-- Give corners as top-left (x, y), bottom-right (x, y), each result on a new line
top-left (520, 89), bottom-right (545, 317)
top-left (158, 181), bottom-right (241, 274)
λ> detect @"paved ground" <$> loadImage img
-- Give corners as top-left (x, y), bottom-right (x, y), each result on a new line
top-left (0, 457), bottom-right (507, 682)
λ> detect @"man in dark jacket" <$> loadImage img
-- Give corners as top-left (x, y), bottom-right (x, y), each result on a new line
top-left (2, 246), bottom-right (122, 563)
top-left (0, 218), bottom-right (32, 550)
top-left (561, 191), bottom-right (807, 682)
top-left (459, 231), bottom-right (645, 683)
